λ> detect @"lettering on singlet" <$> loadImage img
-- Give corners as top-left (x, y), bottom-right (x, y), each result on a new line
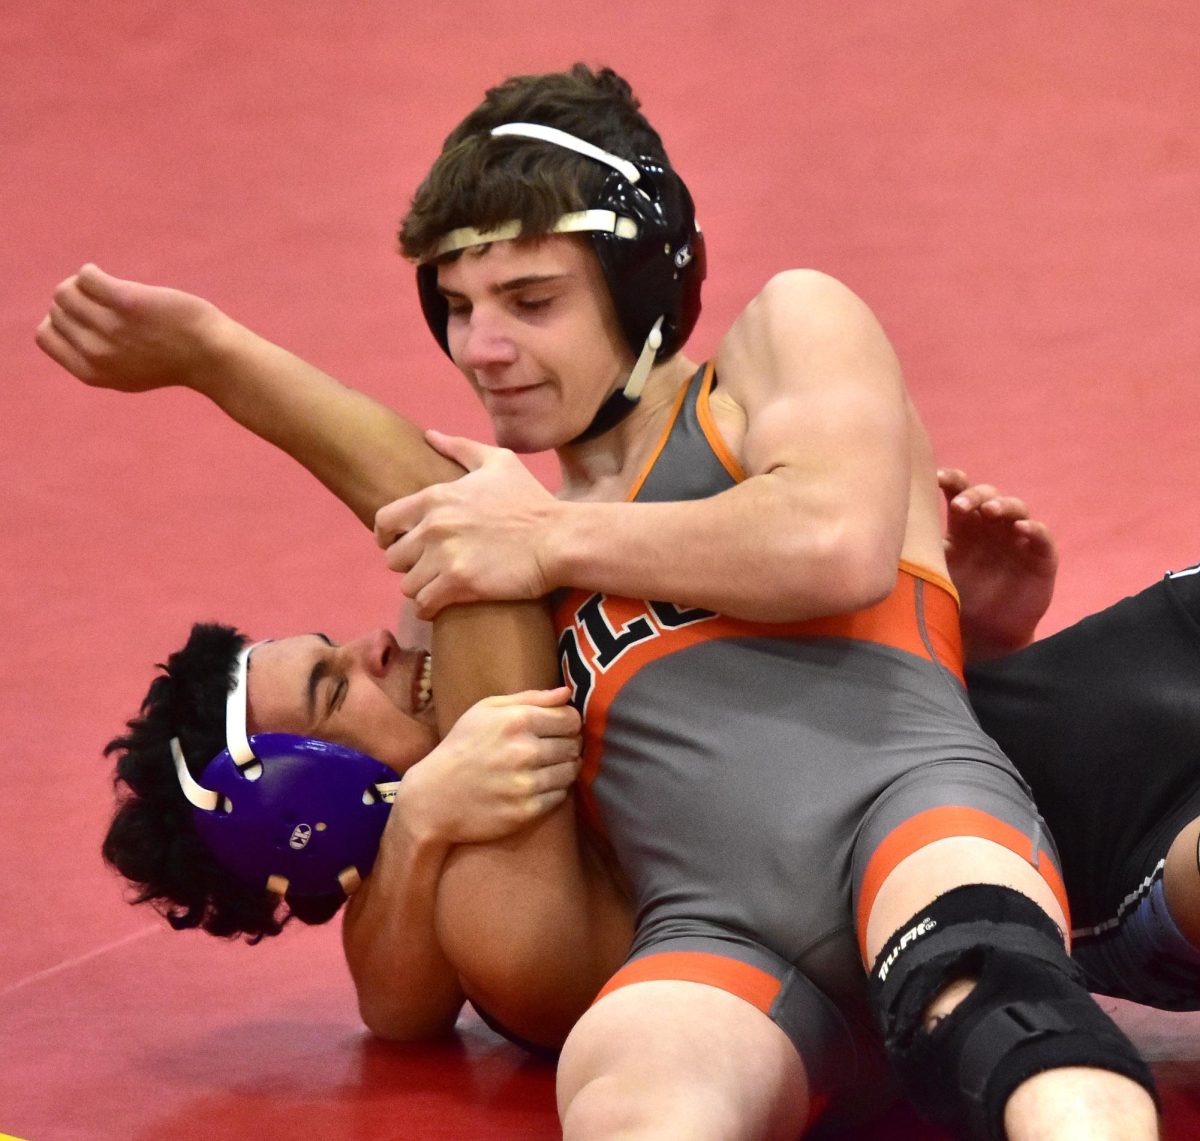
top-left (557, 593), bottom-right (717, 718)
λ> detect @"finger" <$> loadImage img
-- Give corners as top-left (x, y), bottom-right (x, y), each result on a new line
top-left (977, 494), bottom-right (1030, 522)
top-left (374, 494), bottom-right (425, 549)
top-left (527, 705), bottom-right (583, 739)
top-left (383, 538), bottom-right (418, 577)
top-left (1013, 518), bottom-right (1057, 557)
top-left (491, 685), bottom-right (576, 712)
top-left (75, 263), bottom-right (128, 307)
top-left (523, 786), bottom-right (571, 819)
top-left (395, 552), bottom-right (437, 607)
top-left (524, 728), bottom-right (584, 765)
top-left (510, 736), bottom-right (581, 778)
top-left (386, 529), bottom-right (427, 575)
top-left (409, 579), bottom-right (451, 620)
top-left (374, 496), bottom-right (408, 547)
top-left (480, 695), bottom-right (580, 738)
top-left (425, 429), bottom-right (492, 471)
top-left (531, 758), bottom-right (583, 793)
top-left (937, 468), bottom-right (969, 497)
top-left (53, 276), bottom-right (120, 332)
top-left (39, 303), bottom-right (118, 372)
top-left (34, 316), bottom-right (93, 377)
top-left (948, 483), bottom-right (1001, 513)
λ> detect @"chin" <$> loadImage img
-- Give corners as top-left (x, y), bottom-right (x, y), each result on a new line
top-left (492, 422), bottom-right (563, 454)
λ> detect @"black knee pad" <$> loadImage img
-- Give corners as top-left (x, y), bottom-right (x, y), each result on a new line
top-left (869, 884), bottom-right (1157, 1140)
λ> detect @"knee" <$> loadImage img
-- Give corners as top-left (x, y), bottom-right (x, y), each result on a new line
top-left (868, 884), bottom-right (1158, 1140)
top-left (560, 1074), bottom-right (657, 1140)
top-left (559, 1074), bottom-right (636, 1140)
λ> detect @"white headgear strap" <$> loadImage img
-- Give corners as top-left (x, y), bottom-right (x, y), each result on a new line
top-left (171, 737), bottom-right (220, 811)
top-left (491, 122), bottom-right (645, 185)
top-left (224, 643), bottom-right (262, 767)
top-left (171, 640), bottom-right (264, 812)
top-left (431, 209), bottom-right (638, 260)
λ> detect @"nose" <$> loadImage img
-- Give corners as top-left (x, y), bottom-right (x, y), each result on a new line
top-left (344, 629), bottom-right (397, 679)
top-left (456, 308), bottom-right (518, 372)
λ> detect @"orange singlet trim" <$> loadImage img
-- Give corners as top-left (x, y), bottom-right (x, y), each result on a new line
top-left (559, 566), bottom-right (968, 841)
top-left (594, 950), bottom-right (782, 1015)
top-left (854, 806), bottom-right (1073, 963)
top-left (693, 361), bottom-right (747, 482)
top-left (593, 949), bottom-right (832, 1132)
top-left (624, 373), bottom-right (692, 502)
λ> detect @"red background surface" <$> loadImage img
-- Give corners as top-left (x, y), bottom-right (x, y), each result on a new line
top-left (4, 3), bottom-right (1200, 1137)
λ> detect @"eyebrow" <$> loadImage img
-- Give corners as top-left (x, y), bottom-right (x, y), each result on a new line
top-left (440, 272), bottom-right (569, 301)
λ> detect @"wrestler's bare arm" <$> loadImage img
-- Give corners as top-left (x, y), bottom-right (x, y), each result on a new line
top-left (35, 264), bottom-right (560, 727)
top-left (37, 264), bottom-right (461, 527)
top-left (344, 686), bottom-right (584, 1040)
top-left (37, 265), bottom-right (623, 1042)
top-left (378, 270), bottom-right (925, 622)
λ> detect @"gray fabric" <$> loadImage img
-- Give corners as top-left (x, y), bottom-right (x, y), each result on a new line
top-left (565, 365), bottom-right (1056, 1102)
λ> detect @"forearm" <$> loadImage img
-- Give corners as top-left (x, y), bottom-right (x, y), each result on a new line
top-left (431, 573), bottom-right (623, 1044)
top-left (547, 474), bottom-right (903, 622)
top-left (430, 599), bottom-right (559, 735)
top-left (194, 313), bottom-right (463, 528)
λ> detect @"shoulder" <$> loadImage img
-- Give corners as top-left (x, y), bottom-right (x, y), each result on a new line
top-left (719, 270), bottom-right (887, 362)
top-left (715, 270), bottom-right (897, 399)
top-left (729, 270), bottom-right (877, 337)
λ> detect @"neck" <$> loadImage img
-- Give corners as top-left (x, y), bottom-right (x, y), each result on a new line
top-left (556, 354), bottom-right (697, 498)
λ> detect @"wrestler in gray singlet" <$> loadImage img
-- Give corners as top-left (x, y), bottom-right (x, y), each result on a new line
top-left (552, 363), bottom-right (1068, 1117)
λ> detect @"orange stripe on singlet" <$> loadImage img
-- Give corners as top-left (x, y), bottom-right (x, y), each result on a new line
top-left (625, 371), bottom-right (695, 501)
top-left (854, 805), bottom-right (1073, 963)
top-left (594, 950), bottom-right (782, 1014)
top-left (561, 566), bottom-right (967, 843)
top-left (592, 945), bottom-right (830, 1132)
top-left (593, 948), bottom-right (832, 1132)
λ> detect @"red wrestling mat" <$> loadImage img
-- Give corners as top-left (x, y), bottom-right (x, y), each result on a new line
top-left (4, 2), bottom-right (1200, 1137)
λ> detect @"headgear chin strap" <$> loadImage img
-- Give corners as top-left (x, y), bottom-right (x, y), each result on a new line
top-left (172, 643), bottom-right (400, 899)
top-left (415, 120), bottom-right (705, 439)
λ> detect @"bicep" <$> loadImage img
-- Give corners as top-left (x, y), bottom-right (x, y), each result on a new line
top-left (719, 270), bottom-right (911, 529)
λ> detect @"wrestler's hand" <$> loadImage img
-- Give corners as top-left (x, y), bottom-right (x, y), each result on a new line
top-left (35, 264), bottom-right (223, 393)
top-left (398, 686), bottom-right (581, 844)
top-left (375, 430), bottom-right (560, 618)
top-left (939, 468), bottom-right (1059, 662)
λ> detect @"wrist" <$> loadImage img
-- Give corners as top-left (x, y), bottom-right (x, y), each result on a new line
top-left (963, 630), bottom-right (1032, 664)
top-left (187, 307), bottom-right (261, 402)
top-left (541, 497), bottom-right (588, 592)
top-left (388, 763), bottom-right (455, 851)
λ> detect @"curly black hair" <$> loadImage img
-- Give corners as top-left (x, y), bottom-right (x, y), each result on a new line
top-left (101, 623), bottom-right (344, 941)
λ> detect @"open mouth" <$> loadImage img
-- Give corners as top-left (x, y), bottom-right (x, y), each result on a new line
top-left (414, 651), bottom-right (433, 713)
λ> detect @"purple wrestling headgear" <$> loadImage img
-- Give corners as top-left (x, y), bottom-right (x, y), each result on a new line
top-left (171, 644), bottom-right (400, 898)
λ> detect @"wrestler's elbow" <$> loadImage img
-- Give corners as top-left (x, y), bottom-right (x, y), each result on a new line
top-left (358, 996), bottom-right (462, 1044)
top-left (773, 524), bottom-right (899, 618)
top-left (354, 981), bottom-right (463, 1043)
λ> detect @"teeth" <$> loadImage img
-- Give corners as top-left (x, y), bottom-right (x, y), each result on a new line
top-left (417, 654), bottom-right (433, 711)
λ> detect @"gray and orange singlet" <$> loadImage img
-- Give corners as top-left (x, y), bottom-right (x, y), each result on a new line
top-left (552, 364), bottom-right (1070, 1112)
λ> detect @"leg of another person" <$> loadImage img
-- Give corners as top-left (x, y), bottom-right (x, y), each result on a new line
top-left (1071, 812), bottom-right (1200, 1011)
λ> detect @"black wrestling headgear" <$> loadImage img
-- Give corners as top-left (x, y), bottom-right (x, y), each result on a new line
top-left (416, 123), bottom-right (705, 431)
